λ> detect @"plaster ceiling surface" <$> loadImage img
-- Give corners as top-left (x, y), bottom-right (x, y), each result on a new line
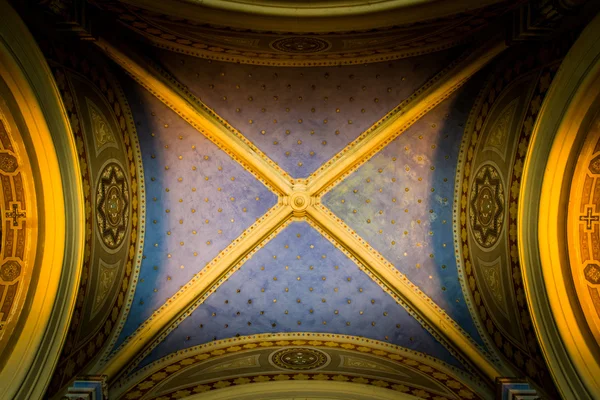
top-left (157, 48), bottom-right (457, 178)
top-left (321, 77), bottom-right (483, 343)
top-left (113, 77), bottom-right (279, 347)
top-left (103, 40), bottom-right (496, 396)
top-left (134, 220), bottom-right (465, 371)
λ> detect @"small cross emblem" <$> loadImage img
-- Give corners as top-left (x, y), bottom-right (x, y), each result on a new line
top-left (5, 203), bottom-right (25, 227)
top-left (580, 206), bottom-right (600, 230)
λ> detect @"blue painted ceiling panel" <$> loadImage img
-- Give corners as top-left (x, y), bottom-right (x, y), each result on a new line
top-left (135, 221), bottom-right (464, 370)
top-left (114, 77), bottom-right (278, 348)
top-left (156, 49), bottom-right (457, 178)
top-left (322, 79), bottom-right (484, 345)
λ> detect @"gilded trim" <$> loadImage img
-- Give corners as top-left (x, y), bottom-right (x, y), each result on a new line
top-left (305, 40), bottom-right (506, 197)
top-left (45, 50), bottom-right (146, 395)
top-left (305, 206), bottom-right (502, 380)
top-left (131, 374), bottom-right (461, 400)
top-left (93, 38), bottom-right (293, 196)
top-left (0, 1), bottom-right (85, 398)
top-left (519, 12), bottom-right (600, 399)
top-left (454, 40), bottom-right (571, 387)
top-left (158, 381), bottom-right (455, 400)
top-left (100, 1), bottom-right (513, 67)
top-left (0, 108), bottom-right (36, 349)
top-left (97, 204), bottom-right (293, 379)
top-left (113, 333), bottom-right (486, 400)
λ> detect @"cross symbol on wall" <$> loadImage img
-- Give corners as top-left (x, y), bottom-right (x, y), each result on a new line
top-left (5, 203), bottom-right (26, 227)
top-left (580, 206), bottom-right (600, 230)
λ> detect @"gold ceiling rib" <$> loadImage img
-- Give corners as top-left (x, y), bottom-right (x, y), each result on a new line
top-left (304, 39), bottom-right (507, 198)
top-left (93, 37), bottom-right (294, 197)
top-left (93, 204), bottom-right (292, 379)
top-left (300, 39), bottom-right (512, 382)
top-left (90, 35), bottom-right (511, 384)
top-left (305, 207), bottom-right (507, 381)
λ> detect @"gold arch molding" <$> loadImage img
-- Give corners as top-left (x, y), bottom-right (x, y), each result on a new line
top-left (0, 61), bottom-right (39, 360)
top-left (520, 11), bottom-right (600, 400)
top-left (119, 0), bottom-right (505, 32)
top-left (97, 0), bottom-right (513, 66)
top-left (40, 36), bottom-right (147, 397)
top-left (569, 107), bottom-right (600, 345)
top-left (454, 41), bottom-right (568, 389)
top-left (0, 1), bottom-right (85, 399)
top-left (178, 381), bottom-right (423, 400)
top-left (112, 334), bottom-right (489, 399)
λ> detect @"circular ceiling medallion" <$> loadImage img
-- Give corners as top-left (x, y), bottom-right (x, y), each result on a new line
top-left (270, 347), bottom-right (329, 370)
top-left (0, 260), bottom-right (21, 282)
top-left (270, 37), bottom-right (331, 53)
top-left (469, 164), bottom-right (505, 248)
top-left (290, 192), bottom-right (310, 213)
top-left (0, 152), bottom-right (18, 173)
top-left (96, 162), bottom-right (130, 250)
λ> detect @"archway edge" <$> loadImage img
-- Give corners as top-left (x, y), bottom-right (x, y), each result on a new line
top-left (120, 0), bottom-right (504, 32)
top-left (0, 1), bottom-right (85, 399)
top-left (519, 11), bottom-right (600, 400)
top-left (184, 380), bottom-right (421, 400)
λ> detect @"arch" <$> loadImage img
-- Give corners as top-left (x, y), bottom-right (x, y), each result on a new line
top-left (184, 380), bottom-right (420, 400)
top-left (519, 11), bottom-right (600, 400)
top-left (0, 1), bottom-right (85, 398)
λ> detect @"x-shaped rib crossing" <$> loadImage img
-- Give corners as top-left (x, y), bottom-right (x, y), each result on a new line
top-left (90, 36), bottom-right (513, 383)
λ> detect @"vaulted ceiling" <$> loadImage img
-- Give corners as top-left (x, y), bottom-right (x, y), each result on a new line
top-left (12, 0), bottom-right (598, 398)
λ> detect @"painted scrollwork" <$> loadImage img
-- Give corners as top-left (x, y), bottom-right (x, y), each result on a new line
top-left (270, 347), bottom-right (328, 370)
top-left (96, 162), bottom-right (130, 250)
top-left (0, 260), bottom-right (20, 282)
top-left (469, 164), bottom-right (505, 248)
top-left (270, 37), bottom-right (331, 53)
